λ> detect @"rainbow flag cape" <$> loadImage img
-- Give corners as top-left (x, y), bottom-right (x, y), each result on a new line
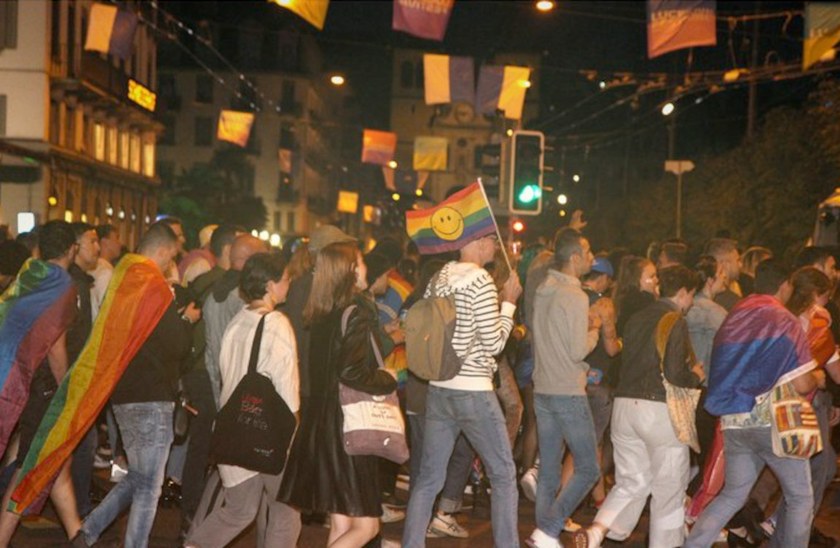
top-left (705, 294), bottom-right (815, 417)
top-left (405, 181), bottom-right (496, 254)
top-left (10, 255), bottom-right (173, 514)
top-left (0, 259), bottom-right (75, 458)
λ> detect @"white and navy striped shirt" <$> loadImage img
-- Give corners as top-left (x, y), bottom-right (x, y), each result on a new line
top-left (426, 261), bottom-right (516, 391)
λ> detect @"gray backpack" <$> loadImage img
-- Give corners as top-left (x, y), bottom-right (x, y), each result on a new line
top-left (404, 272), bottom-right (463, 381)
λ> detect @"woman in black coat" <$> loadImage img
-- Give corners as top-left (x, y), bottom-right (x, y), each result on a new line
top-left (279, 241), bottom-right (396, 547)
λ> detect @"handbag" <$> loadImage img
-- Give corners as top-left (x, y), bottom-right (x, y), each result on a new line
top-left (655, 312), bottom-right (702, 453)
top-left (338, 305), bottom-right (409, 464)
top-left (210, 312), bottom-right (298, 474)
top-left (769, 381), bottom-right (822, 459)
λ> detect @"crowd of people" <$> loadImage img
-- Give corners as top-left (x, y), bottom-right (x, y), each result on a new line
top-left (0, 210), bottom-right (838, 548)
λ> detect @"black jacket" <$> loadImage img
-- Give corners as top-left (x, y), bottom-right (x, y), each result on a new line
top-left (615, 299), bottom-right (702, 402)
top-left (111, 302), bottom-right (192, 404)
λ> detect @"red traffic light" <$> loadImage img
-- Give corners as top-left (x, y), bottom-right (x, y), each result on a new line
top-left (512, 220), bottom-right (526, 233)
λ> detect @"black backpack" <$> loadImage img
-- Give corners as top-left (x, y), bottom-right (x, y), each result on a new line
top-left (210, 312), bottom-right (297, 475)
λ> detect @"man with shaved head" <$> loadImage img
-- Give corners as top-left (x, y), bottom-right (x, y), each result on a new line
top-left (203, 234), bottom-right (267, 406)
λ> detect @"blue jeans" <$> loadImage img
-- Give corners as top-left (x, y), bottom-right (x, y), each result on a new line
top-left (534, 393), bottom-right (600, 537)
top-left (684, 426), bottom-right (813, 548)
top-left (81, 402), bottom-right (175, 548)
top-left (402, 387), bottom-right (519, 548)
top-left (407, 413), bottom-right (474, 513)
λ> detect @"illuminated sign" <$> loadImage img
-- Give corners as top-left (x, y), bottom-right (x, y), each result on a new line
top-left (127, 79), bottom-right (156, 112)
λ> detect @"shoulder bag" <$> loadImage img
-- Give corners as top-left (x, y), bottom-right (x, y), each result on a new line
top-left (339, 305), bottom-right (409, 464)
top-left (769, 381), bottom-right (822, 459)
top-left (210, 312), bottom-right (298, 474)
top-left (655, 312), bottom-right (702, 453)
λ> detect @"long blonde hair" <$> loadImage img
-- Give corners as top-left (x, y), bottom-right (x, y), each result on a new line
top-left (304, 242), bottom-right (359, 325)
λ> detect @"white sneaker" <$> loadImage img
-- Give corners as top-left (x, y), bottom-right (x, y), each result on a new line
top-left (381, 539), bottom-right (401, 548)
top-left (563, 518), bottom-right (582, 533)
top-left (110, 462), bottom-right (128, 483)
top-left (520, 467), bottom-right (538, 502)
top-left (428, 512), bottom-right (469, 539)
top-left (526, 528), bottom-right (561, 548)
top-left (380, 504), bottom-right (405, 524)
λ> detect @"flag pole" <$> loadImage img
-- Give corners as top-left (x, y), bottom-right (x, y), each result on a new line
top-left (476, 178), bottom-right (513, 273)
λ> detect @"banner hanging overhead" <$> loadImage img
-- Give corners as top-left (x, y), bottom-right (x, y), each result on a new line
top-left (413, 136), bottom-right (448, 171)
top-left (803, 3), bottom-right (840, 70)
top-left (392, 0), bottom-right (454, 41)
top-left (217, 110), bottom-right (255, 147)
top-left (476, 65), bottom-right (531, 120)
top-left (84, 3), bottom-right (138, 60)
top-left (361, 129), bottom-right (397, 166)
top-left (647, 0), bottom-right (717, 59)
top-left (423, 54), bottom-right (475, 105)
top-left (269, 0), bottom-right (330, 30)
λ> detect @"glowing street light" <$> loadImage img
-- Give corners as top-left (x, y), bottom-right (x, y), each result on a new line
top-left (572, 174), bottom-right (581, 183)
top-left (387, 160), bottom-right (398, 169)
top-left (330, 74), bottom-right (345, 86)
top-left (557, 193), bottom-right (568, 205)
top-left (661, 102), bottom-right (675, 116)
top-left (536, 0), bottom-right (555, 12)
top-left (392, 193), bottom-right (401, 201)
top-left (415, 188), bottom-right (423, 197)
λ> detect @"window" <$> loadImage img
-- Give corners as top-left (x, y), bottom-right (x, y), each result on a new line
top-left (400, 61), bottom-right (413, 88)
top-left (287, 212), bottom-right (295, 232)
top-left (142, 133), bottom-right (155, 177)
top-left (107, 125), bottom-right (118, 164)
top-left (281, 80), bottom-right (296, 112)
top-left (93, 122), bottom-right (106, 161)
top-left (279, 125), bottom-right (295, 149)
top-left (273, 211), bottom-right (281, 232)
top-left (0, 0), bottom-right (18, 51)
top-left (119, 130), bottom-right (130, 169)
top-left (194, 116), bottom-right (213, 146)
top-left (195, 74), bottom-right (213, 104)
top-left (160, 114), bottom-right (176, 146)
top-left (0, 95), bottom-right (6, 136)
top-left (415, 61), bottom-right (424, 90)
top-left (129, 133), bottom-right (141, 173)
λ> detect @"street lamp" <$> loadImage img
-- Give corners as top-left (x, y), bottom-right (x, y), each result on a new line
top-left (661, 102), bottom-right (675, 116)
top-left (387, 160), bottom-right (398, 169)
top-left (535, 0), bottom-right (555, 12)
top-left (557, 193), bottom-right (568, 205)
top-left (330, 74), bottom-right (345, 86)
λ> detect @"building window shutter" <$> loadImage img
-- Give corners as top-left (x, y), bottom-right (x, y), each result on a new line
top-left (0, 0), bottom-right (18, 51)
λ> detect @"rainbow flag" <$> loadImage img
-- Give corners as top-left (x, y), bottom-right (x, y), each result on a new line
top-left (0, 260), bottom-right (75, 458)
top-left (405, 181), bottom-right (496, 254)
top-left (10, 255), bottom-right (173, 514)
top-left (361, 129), bottom-right (397, 166)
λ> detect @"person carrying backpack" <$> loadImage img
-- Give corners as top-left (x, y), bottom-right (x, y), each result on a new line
top-left (402, 232), bottom-right (522, 548)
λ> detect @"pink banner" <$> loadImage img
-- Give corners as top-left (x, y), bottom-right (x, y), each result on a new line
top-left (392, 0), bottom-right (454, 42)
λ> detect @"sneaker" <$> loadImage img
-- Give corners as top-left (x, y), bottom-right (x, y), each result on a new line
top-left (526, 528), bottom-right (561, 548)
top-left (572, 528), bottom-right (603, 548)
top-left (520, 467), bottom-right (538, 502)
top-left (564, 518), bottom-right (582, 533)
top-left (426, 525), bottom-right (444, 538)
top-left (109, 462), bottom-right (128, 483)
top-left (380, 504), bottom-right (405, 524)
top-left (93, 453), bottom-right (111, 470)
top-left (381, 539), bottom-right (401, 548)
top-left (428, 512), bottom-right (468, 539)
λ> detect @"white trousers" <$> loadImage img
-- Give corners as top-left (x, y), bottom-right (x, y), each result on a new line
top-left (594, 398), bottom-right (690, 548)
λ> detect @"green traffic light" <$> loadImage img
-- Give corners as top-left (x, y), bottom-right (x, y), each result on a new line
top-left (517, 184), bottom-right (542, 204)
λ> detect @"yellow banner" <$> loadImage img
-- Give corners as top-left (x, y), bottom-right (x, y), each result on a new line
top-left (217, 110), bottom-right (255, 147)
top-left (270, 0), bottom-right (329, 30)
top-left (337, 191), bottom-right (359, 214)
top-left (413, 136), bottom-right (448, 171)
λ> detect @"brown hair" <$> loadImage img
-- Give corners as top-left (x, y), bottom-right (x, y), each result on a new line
top-left (786, 266), bottom-right (832, 317)
top-left (304, 242), bottom-right (359, 325)
top-left (286, 243), bottom-right (314, 283)
top-left (612, 255), bottom-right (653, 316)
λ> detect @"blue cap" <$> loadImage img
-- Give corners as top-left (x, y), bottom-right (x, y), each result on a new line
top-left (591, 257), bottom-right (614, 277)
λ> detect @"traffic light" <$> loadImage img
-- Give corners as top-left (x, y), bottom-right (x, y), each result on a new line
top-left (509, 130), bottom-right (544, 215)
top-left (512, 219), bottom-right (526, 233)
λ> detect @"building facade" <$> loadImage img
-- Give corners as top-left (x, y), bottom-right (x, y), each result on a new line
top-left (389, 48), bottom-right (541, 205)
top-left (156, 30), bottom-right (346, 240)
top-left (0, 0), bottom-right (160, 249)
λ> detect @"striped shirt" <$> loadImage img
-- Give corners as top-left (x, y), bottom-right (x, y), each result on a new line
top-left (426, 261), bottom-right (516, 391)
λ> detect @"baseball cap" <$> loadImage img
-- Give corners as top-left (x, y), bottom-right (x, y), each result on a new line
top-left (591, 257), bottom-right (614, 278)
top-left (309, 225), bottom-right (356, 253)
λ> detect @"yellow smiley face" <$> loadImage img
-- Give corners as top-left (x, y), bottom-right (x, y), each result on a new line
top-left (431, 207), bottom-right (465, 241)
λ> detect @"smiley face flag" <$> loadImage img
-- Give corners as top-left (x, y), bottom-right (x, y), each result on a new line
top-left (405, 181), bottom-right (497, 254)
